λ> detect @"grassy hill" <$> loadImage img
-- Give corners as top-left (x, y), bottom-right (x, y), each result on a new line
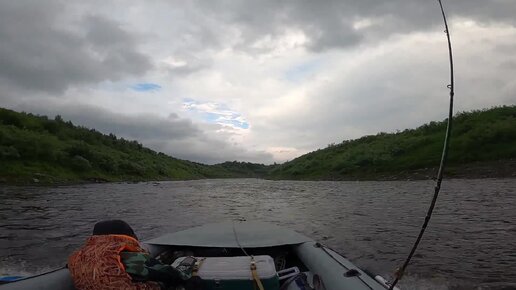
top-left (1, 106), bottom-right (515, 184)
top-left (268, 106), bottom-right (516, 180)
top-left (0, 108), bottom-right (236, 184)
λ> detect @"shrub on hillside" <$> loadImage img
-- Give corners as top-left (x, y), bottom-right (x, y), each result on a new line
top-left (0, 145), bottom-right (20, 159)
top-left (70, 155), bottom-right (92, 172)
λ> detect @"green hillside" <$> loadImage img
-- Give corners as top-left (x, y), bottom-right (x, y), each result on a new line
top-left (0, 108), bottom-right (235, 184)
top-left (268, 106), bottom-right (516, 180)
top-left (1, 106), bottom-right (514, 184)
top-left (212, 161), bottom-right (276, 178)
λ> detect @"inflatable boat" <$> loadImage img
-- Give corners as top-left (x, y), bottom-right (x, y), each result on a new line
top-left (0, 222), bottom-right (399, 290)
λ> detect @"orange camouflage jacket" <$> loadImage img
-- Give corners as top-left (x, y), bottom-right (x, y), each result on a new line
top-left (68, 234), bottom-right (161, 290)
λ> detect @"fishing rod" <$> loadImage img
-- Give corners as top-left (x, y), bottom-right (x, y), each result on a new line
top-left (387, 0), bottom-right (455, 289)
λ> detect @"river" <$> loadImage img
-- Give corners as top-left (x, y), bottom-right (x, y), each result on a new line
top-left (1, 178), bottom-right (515, 289)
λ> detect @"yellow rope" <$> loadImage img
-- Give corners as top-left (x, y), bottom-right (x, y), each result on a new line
top-left (250, 258), bottom-right (265, 290)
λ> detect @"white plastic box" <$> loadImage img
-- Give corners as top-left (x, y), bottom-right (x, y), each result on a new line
top-left (174, 255), bottom-right (279, 290)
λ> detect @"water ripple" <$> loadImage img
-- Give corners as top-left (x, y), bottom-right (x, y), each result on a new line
top-left (0, 178), bottom-right (515, 289)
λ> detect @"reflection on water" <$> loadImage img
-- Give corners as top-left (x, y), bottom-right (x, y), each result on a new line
top-left (1, 178), bottom-right (515, 289)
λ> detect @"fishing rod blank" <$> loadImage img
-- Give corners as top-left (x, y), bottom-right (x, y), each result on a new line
top-left (387, 0), bottom-right (455, 289)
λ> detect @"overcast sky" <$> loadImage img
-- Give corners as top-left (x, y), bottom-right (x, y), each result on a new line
top-left (1, 0), bottom-right (515, 164)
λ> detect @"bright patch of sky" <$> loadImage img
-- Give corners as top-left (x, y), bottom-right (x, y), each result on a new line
top-left (284, 59), bottom-right (321, 82)
top-left (183, 99), bottom-right (250, 129)
top-left (131, 83), bottom-right (162, 92)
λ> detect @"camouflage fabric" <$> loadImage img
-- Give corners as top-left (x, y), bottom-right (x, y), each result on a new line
top-left (68, 235), bottom-right (161, 290)
top-left (121, 251), bottom-right (192, 284)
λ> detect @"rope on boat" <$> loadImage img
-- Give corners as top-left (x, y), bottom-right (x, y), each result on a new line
top-left (232, 221), bottom-right (265, 290)
top-left (232, 220), bottom-right (250, 257)
top-left (388, 0), bottom-right (455, 289)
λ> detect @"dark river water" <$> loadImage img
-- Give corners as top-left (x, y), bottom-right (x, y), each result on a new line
top-left (1, 178), bottom-right (515, 289)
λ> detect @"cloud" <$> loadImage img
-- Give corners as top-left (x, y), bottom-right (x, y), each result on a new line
top-left (256, 19), bottom-right (516, 151)
top-left (0, 1), bottom-right (152, 94)
top-left (191, 0), bottom-right (516, 53)
top-left (161, 54), bottom-right (211, 76)
top-left (1, 1), bottom-right (515, 164)
top-left (284, 59), bottom-right (322, 83)
top-left (7, 99), bottom-right (273, 164)
top-left (10, 99), bottom-right (199, 140)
